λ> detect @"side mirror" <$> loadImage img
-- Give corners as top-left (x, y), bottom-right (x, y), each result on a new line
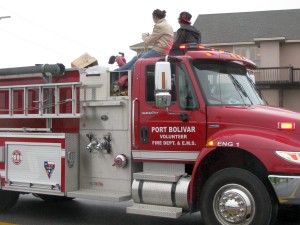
top-left (155, 92), bottom-right (171, 108)
top-left (155, 61), bottom-right (172, 108)
top-left (155, 62), bottom-right (171, 90)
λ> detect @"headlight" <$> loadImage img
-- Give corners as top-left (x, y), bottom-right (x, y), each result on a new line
top-left (276, 151), bottom-right (300, 164)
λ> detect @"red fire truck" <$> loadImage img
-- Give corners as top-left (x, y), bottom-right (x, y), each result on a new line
top-left (0, 44), bottom-right (299, 225)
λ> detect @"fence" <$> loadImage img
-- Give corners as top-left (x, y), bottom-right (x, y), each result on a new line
top-left (252, 67), bottom-right (300, 84)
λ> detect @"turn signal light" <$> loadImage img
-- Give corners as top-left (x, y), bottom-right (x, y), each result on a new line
top-left (206, 140), bottom-right (214, 147)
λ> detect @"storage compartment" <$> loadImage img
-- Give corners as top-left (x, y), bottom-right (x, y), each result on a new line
top-left (6, 142), bottom-right (62, 189)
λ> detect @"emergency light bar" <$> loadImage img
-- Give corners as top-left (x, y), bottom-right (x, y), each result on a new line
top-left (179, 43), bottom-right (219, 51)
top-left (179, 43), bottom-right (249, 61)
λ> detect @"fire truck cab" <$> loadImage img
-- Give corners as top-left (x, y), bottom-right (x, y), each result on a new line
top-left (1, 44), bottom-right (300, 225)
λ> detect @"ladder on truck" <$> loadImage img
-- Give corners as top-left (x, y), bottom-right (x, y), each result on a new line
top-left (0, 82), bottom-right (81, 119)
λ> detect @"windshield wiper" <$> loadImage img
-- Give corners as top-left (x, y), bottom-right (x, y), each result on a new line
top-left (246, 75), bottom-right (268, 105)
top-left (228, 74), bottom-right (253, 104)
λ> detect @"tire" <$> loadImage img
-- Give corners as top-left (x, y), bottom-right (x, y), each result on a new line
top-left (200, 168), bottom-right (277, 225)
top-left (0, 190), bottom-right (19, 212)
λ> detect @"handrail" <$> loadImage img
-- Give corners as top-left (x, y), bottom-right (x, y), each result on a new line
top-left (0, 82), bottom-right (81, 89)
top-left (131, 98), bottom-right (138, 148)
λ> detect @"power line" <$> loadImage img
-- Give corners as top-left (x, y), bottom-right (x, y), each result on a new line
top-left (0, 26), bottom-right (70, 58)
top-left (0, 16), bottom-right (11, 20)
top-left (0, 6), bottom-right (110, 57)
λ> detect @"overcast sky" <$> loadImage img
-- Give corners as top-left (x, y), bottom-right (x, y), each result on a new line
top-left (0, 0), bottom-right (300, 68)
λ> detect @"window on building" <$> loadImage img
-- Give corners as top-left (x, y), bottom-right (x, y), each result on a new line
top-left (234, 46), bottom-right (261, 67)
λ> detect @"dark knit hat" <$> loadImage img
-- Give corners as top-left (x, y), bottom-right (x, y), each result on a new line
top-left (179, 11), bottom-right (192, 23)
top-left (108, 55), bottom-right (116, 64)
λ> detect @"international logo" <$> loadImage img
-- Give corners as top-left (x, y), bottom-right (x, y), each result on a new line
top-left (44, 161), bottom-right (55, 179)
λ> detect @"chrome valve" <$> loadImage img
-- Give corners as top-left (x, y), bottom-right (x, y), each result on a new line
top-left (86, 139), bottom-right (98, 152)
top-left (85, 132), bottom-right (112, 153)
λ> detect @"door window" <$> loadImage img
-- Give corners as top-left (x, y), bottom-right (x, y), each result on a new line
top-left (145, 64), bottom-right (198, 110)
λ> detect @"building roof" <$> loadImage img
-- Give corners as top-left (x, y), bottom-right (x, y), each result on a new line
top-left (193, 8), bottom-right (300, 45)
top-left (130, 8), bottom-right (300, 50)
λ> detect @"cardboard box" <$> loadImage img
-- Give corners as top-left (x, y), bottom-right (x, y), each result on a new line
top-left (71, 53), bottom-right (98, 68)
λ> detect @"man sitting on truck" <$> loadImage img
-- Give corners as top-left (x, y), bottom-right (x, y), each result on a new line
top-left (170, 11), bottom-right (201, 55)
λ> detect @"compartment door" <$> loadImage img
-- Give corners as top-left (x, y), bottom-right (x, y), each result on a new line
top-left (6, 142), bottom-right (61, 189)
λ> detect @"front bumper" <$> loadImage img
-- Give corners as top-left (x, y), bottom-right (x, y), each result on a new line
top-left (269, 175), bottom-right (300, 205)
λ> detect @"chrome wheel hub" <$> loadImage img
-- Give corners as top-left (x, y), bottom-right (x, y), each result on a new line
top-left (213, 185), bottom-right (255, 224)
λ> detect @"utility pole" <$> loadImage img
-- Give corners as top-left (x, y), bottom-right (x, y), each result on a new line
top-left (0, 16), bottom-right (11, 20)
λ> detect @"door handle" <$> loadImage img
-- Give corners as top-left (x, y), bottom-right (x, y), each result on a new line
top-left (140, 126), bottom-right (149, 144)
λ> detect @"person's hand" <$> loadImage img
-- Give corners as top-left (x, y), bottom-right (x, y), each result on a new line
top-left (142, 33), bottom-right (149, 39)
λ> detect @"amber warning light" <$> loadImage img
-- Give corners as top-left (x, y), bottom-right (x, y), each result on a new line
top-left (178, 44), bottom-right (225, 53)
top-left (278, 122), bottom-right (295, 130)
top-left (206, 140), bottom-right (214, 147)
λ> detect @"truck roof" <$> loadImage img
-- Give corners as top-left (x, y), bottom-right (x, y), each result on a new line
top-left (179, 44), bottom-right (257, 69)
top-left (136, 44), bottom-right (256, 70)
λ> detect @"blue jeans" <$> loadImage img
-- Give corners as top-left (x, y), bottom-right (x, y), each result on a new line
top-left (114, 50), bottom-right (165, 71)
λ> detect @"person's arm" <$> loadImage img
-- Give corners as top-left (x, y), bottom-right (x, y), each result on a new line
top-left (142, 24), bottom-right (163, 45)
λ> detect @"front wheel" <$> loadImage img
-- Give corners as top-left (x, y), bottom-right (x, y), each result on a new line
top-left (200, 168), bottom-right (277, 225)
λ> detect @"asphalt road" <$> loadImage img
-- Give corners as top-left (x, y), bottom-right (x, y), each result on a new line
top-left (0, 194), bottom-right (299, 225)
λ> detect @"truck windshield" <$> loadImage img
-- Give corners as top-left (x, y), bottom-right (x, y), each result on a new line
top-left (192, 60), bottom-right (266, 106)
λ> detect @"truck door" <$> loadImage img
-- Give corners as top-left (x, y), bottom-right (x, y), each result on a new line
top-left (132, 62), bottom-right (206, 163)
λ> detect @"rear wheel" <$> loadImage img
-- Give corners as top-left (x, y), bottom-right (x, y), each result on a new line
top-left (200, 168), bottom-right (277, 225)
top-left (0, 190), bottom-right (19, 212)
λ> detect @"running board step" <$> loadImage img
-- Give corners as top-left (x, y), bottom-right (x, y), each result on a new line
top-left (133, 172), bottom-right (183, 182)
top-left (126, 203), bottom-right (184, 218)
top-left (67, 189), bottom-right (131, 202)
